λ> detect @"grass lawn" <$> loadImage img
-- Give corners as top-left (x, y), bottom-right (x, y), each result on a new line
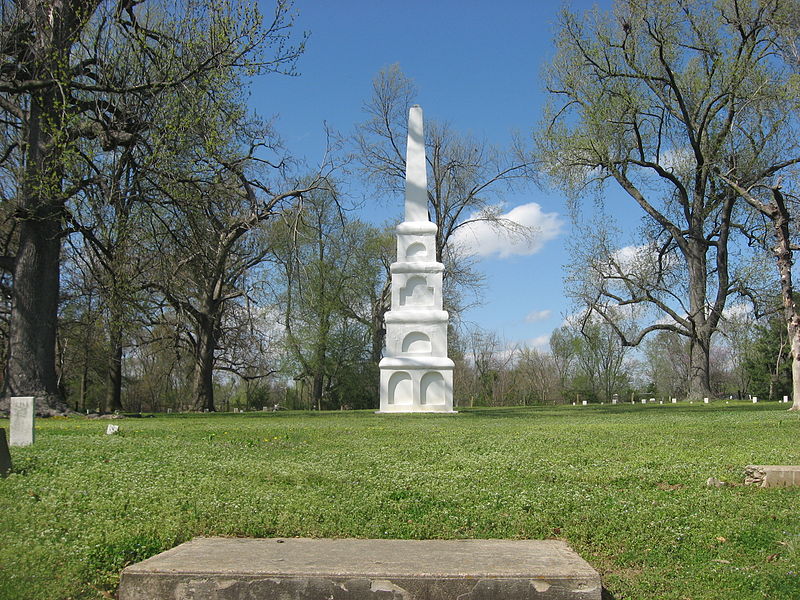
top-left (1, 402), bottom-right (798, 599)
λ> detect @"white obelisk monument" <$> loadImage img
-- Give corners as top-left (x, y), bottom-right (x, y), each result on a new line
top-left (378, 106), bottom-right (455, 413)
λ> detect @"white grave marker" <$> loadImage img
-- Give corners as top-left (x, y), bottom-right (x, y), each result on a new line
top-left (671, 398), bottom-right (677, 403)
top-left (752, 397), bottom-right (758, 403)
top-left (582, 400), bottom-right (587, 406)
top-left (10, 396), bottom-right (34, 447)
top-left (106, 424), bottom-right (119, 435)
top-left (703, 397), bottom-right (709, 404)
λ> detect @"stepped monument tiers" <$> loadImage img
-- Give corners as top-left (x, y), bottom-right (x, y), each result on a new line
top-left (378, 106), bottom-right (455, 413)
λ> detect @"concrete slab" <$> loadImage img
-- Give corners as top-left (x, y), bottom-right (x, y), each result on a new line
top-left (744, 465), bottom-right (800, 488)
top-left (118, 537), bottom-right (601, 600)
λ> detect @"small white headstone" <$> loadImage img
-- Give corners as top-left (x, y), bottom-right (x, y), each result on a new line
top-left (659, 401), bottom-right (663, 404)
top-left (582, 400), bottom-right (587, 405)
top-left (703, 397), bottom-right (709, 404)
top-left (105, 424), bottom-right (119, 435)
top-left (671, 398), bottom-right (677, 403)
top-left (263, 406), bottom-right (268, 411)
top-left (752, 397), bottom-right (758, 403)
top-left (9, 396), bottom-right (34, 447)
top-left (650, 398), bottom-right (655, 403)
top-left (641, 399), bottom-right (647, 404)
top-left (612, 399), bottom-right (617, 405)
top-left (204, 408), bottom-right (209, 412)
top-left (572, 402), bottom-right (575, 406)
top-left (167, 408), bottom-right (172, 414)
top-left (783, 396), bottom-right (789, 403)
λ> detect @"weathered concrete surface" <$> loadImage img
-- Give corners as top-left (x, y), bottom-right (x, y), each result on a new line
top-left (744, 465), bottom-right (800, 488)
top-left (118, 537), bottom-right (601, 600)
top-left (0, 428), bottom-right (11, 477)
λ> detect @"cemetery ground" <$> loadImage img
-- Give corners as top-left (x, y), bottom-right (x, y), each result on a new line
top-left (1, 404), bottom-right (798, 600)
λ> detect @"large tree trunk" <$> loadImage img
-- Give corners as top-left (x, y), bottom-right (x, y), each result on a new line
top-left (770, 190), bottom-right (800, 412)
top-left (2, 217), bottom-right (69, 416)
top-left (686, 237), bottom-right (713, 400)
top-left (106, 340), bottom-right (123, 413)
top-left (191, 317), bottom-right (216, 412)
top-left (0, 2), bottom-right (89, 416)
top-left (791, 337), bottom-right (800, 412)
top-left (312, 371), bottom-right (324, 411)
top-left (688, 337), bottom-right (712, 400)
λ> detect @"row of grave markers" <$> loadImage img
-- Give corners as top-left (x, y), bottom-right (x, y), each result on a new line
top-left (4, 391), bottom-right (793, 450)
top-left (574, 395), bottom-right (792, 405)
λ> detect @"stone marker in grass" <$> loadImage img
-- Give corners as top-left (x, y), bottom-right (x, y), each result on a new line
top-left (9, 396), bottom-right (34, 447)
top-left (0, 428), bottom-right (11, 476)
top-left (118, 537), bottom-right (601, 600)
top-left (744, 465), bottom-right (800, 488)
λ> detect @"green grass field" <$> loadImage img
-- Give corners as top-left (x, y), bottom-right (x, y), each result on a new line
top-left (1, 403), bottom-right (799, 599)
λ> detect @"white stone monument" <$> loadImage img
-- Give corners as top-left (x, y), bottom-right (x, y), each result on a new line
top-left (9, 396), bottom-right (34, 447)
top-left (379, 106), bottom-right (455, 413)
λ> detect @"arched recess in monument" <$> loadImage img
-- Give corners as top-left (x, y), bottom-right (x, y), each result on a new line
top-left (402, 331), bottom-right (431, 354)
top-left (388, 372), bottom-right (413, 405)
top-left (400, 275), bottom-right (434, 307)
top-left (406, 242), bottom-right (426, 260)
top-left (420, 372), bottom-right (445, 406)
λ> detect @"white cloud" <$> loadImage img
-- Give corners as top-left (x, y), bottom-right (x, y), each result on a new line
top-left (612, 244), bottom-right (644, 268)
top-left (452, 202), bottom-right (563, 259)
top-left (527, 335), bottom-right (551, 350)
top-left (524, 309), bottom-right (552, 323)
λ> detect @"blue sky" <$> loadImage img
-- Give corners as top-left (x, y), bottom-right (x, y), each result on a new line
top-left (251, 0), bottom-right (630, 349)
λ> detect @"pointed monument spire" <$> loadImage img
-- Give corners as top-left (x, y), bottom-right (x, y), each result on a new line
top-left (404, 105), bottom-right (428, 222)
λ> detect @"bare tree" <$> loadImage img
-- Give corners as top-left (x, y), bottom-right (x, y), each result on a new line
top-left (537, 0), bottom-right (800, 399)
top-left (516, 347), bottom-right (560, 404)
top-left (146, 137), bottom-right (322, 412)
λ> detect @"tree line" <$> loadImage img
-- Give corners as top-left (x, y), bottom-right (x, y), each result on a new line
top-left (1, 0), bottom-right (799, 414)
top-left (458, 309), bottom-right (793, 407)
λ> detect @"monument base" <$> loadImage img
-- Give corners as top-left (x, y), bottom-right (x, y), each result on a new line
top-left (119, 537), bottom-right (602, 600)
top-left (379, 358), bottom-right (454, 413)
